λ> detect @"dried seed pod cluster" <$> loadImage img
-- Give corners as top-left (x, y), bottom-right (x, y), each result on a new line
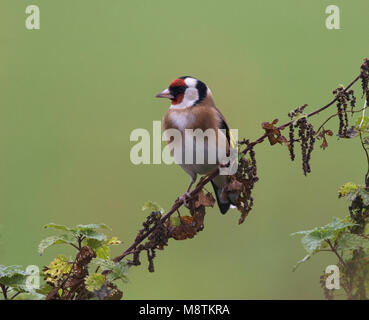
top-left (288, 105), bottom-right (315, 175)
top-left (333, 86), bottom-right (356, 137)
top-left (289, 123), bottom-right (295, 161)
top-left (224, 144), bottom-right (259, 224)
top-left (130, 191), bottom-right (215, 272)
top-left (297, 117), bottom-right (315, 176)
top-left (360, 58), bottom-right (369, 102)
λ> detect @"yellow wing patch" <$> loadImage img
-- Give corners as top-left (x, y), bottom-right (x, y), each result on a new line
top-left (229, 129), bottom-right (236, 148)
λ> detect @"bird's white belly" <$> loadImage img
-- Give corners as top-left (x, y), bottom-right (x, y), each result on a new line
top-left (179, 163), bottom-right (218, 175)
top-left (171, 135), bottom-right (219, 166)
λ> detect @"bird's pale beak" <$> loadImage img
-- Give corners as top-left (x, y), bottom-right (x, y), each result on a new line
top-left (155, 88), bottom-right (173, 99)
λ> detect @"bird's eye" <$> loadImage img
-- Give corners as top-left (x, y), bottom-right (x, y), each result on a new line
top-left (170, 85), bottom-right (186, 97)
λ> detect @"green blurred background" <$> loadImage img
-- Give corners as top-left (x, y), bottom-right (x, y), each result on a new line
top-left (1, 0), bottom-right (368, 299)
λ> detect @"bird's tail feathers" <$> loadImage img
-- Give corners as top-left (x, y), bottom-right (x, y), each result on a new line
top-left (211, 180), bottom-right (238, 214)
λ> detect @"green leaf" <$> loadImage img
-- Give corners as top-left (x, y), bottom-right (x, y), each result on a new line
top-left (82, 236), bottom-right (121, 260)
top-left (338, 182), bottom-right (360, 197)
top-left (79, 229), bottom-right (107, 242)
top-left (292, 217), bottom-right (356, 269)
top-left (0, 265), bottom-right (29, 279)
top-left (91, 258), bottom-right (114, 270)
top-left (142, 201), bottom-right (164, 214)
top-left (36, 283), bottom-right (54, 296)
top-left (338, 183), bottom-right (369, 206)
top-left (292, 218), bottom-right (355, 246)
top-left (337, 233), bottom-right (369, 250)
top-left (95, 246), bottom-right (110, 260)
top-left (43, 255), bottom-right (72, 286)
top-left (82, 238), bottom-right (110, 259)
top-left (0, 265), bottom-right (31, 291)
top-left (355, 116), bottom-right (369, 132)
top-left (44, 223), bottom-right (71, 232)
top-left (77, 224), bottom-right (110, 231)
top-left (91, 258), bottom-right (129, 283)
top-left (38, 235), bottom-right (75, 255)
top-left (85, 273), bottom-right (106, 292)
top-left (358, 189), bottom-right (369, 206)
top-left (300, 230), bottom-right (326, 254)
top-left (82, 238), bottom-right (104, 249)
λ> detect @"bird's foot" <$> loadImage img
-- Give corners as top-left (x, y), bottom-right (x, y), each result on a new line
top-left (178, 191), bottom-right (192, 208)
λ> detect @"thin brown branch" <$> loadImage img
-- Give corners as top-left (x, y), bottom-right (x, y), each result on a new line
top-left (113, 169), bottom-right (219, 263)
top-left (0, 284), bottom-right (7, 300)
top-left (315, 107), bottom-right (366, 136)
top-left (242, 73), bottom-right (362, 154)
top-left (10, 291), bottom-right (21, 300)
top-left (359, 132), bottom-right (369, 186)
top-left (326, 239), bottom-right (347, 268)
top-left (112, 61), bottom-right (365, 265)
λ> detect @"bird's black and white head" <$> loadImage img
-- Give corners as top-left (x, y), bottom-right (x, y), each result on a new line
top-left (156, 76), bottom-right (208, 109)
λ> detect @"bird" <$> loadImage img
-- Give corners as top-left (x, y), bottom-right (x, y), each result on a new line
top-left (156, 76), bottom-right (236, 214)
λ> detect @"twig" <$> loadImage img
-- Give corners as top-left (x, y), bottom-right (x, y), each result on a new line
top-left (0, 284), bottom-right (7, 300)
top-left (112, 63), bottom-right (365, 264)
top-left (242, 73), bottom-right (362, 154)
top-left (359, 132), bottom-right (369, 186)
top-left (326, 239), bottom-right (347, 268)
top-left (10, 292), bottom-right (21, 300)
top-left (113, 169), bottom-right (219, 263)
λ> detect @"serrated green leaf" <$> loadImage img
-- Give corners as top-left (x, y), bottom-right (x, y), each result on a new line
top-left (0, 265), bottom-right (30, 279)
top-left (79, 229), bottom-right (107, 242)
top-left (36, 283), bottom-right (53, 296)
top-left (300, 230), bottom-right (325, 254)
top-left (338, 183), bottom-right (369, 206)
top-left (337, 233), bottom-right (369, 250)
top-left (358, 189), bottom-right (369, 206)
top-left (292, 217), bottom-right (356, 269)
top-left (85, 273), bottom-right (106, 292)
top-left (0, 265), bottom-right (31, 291)
top-left (95, 246), bottom-right (110, 260)
top-left (91, 258), bottom-right (129, 283)
top-left (77, 224), bottom-right (110, 231)
top-left (38, 235), bottom-right (74, 255)
top-left (91, 258), bottom-right (115, 270)
top-left (338, 182), bottom-right (360, 197)
top-left (82, 238), bottom-right (104, 249)
top-left (43, 255), bottom-right (72, 286)
top-left (292, 218), bottom-right (355, 245)
top-left (43, 223), bottom-right (71, 232)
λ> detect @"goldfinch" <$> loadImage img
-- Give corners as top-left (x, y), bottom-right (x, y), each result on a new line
top-left (156, 76), bottom-right (236, 214)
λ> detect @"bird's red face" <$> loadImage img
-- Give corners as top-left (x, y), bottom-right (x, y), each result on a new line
top-left (156, 76), bottom-right (208, 109)
top-left (168, 78), bottom-right (187, 105)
